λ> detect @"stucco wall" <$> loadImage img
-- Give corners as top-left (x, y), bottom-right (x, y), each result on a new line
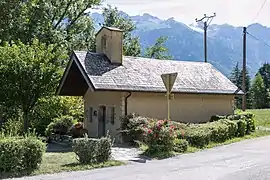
top-left (84, 90), bottom-right (123, 142)
top-left (83, 89), bottom-right (235, 141)
top-left (127, 92), bottom-right (234, 123)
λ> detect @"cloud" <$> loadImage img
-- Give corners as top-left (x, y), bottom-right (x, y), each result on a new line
top-left (105, 0), bottom-right (270, 26)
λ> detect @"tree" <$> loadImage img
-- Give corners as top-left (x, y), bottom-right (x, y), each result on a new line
top-left (0, 0), bottom-right (101, 51)
top-left (251, 73), bottom-right (269, 109)
top-left (229, 63), bottom-right (252, 109)
top-left (102, 5), bottom-right (141, 56)
top-left (30, 96), bottom-right (84, 136)
top-left (258, 63), bottom-right (270, 89)
top-left (0, 40), bottom-right (67, 132)
top-left (230, 63), bottom-right (241, 86)
top-left (145, 36), bottom-right (172, 59)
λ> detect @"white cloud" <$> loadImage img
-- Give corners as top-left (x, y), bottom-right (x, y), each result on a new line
top-left (104, 0), bottom-right (270, 27)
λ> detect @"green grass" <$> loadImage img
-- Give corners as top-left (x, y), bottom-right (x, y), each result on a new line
top-left (248, 109), bottom-right (270, 127)
top-left (1, 152), bottom-right (124, 179)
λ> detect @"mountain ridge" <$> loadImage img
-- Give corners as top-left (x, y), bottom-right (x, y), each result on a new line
top-left (90, 12), bottom-right (270, 77)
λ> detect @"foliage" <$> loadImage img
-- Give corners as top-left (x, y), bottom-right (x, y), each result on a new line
top-left (145, 36), bottom-right (172, 60)
top-left (102, 5), bottom-right (141, 56)
top-left (1, 118), bottom-right (24, 136)
top-left (72, 135), bottom-right (113, 164)
top-left (220, 119), bottom-right (238, 138)
top-left (173, 139), bottom-right (188, 153)
top-left (229, 63), bottom-right (252, 109)
top-left (210, 115), bottom-right (226, 122)
top-left (0, 40), bottom-right (67, 132)
top-left (0, 0), bottom-right (101, 51)
top-left (258, 63), bottom-right (270, 90)
top-left (236, 120), bottom-right (247, 137)
top-left (251, 73), bottom-right (269, 109)
top-left (0, 134), bottom-right (45, 173)
top-left (45, 116), bottom-right (74, 137)
top-left (30, 96), bottom-right (84, 136)
top-left (119, 114), bottom-right (148, 143)
top-left (185, 126), bottom-right (211, 148)
top-left (206, 121), bottom-right (230, 142)
top-left (141, 120), bottom-right (176, 153)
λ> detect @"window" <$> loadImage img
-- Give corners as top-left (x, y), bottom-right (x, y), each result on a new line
top-left (107, 107), bottom-right (115, 125)
top-left (88, 107), bottom-right (93, 123)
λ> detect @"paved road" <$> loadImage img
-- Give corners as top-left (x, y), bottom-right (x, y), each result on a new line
top-left (12, 136), bottom-right (270, 180)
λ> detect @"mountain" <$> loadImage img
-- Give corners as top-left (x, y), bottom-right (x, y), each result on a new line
top-left (90, 12), bottom-right (270, 77)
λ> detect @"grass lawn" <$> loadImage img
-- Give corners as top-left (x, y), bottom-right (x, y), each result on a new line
top-left (248, 109), bottom-right (270, 127)
top-left (1, 152), bottom-right (124, 179)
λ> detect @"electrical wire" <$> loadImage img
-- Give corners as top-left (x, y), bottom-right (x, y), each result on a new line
top-left (247, 31), bottom-right (270, 49)
top-left (251, 0), bottom-right (267, 22)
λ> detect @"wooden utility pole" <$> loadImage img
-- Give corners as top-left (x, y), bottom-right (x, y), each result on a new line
top-left (195, 13), bottom-right (216, 63)
top-left (242, 27), bottom-right (247, 111)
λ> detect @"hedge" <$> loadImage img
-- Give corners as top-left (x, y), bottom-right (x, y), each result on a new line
top-left (72, 136), bottom-right (112, 164)
top-left (173, 139), bottom-right (188, 153)
top-left (0, 135), bottom-right (46, 173)
top-left (185, 125), bottom-right (211, 148)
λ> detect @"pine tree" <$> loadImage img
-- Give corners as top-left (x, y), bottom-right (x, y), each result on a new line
top-left (251, 73), bottom-right (269, 109)
top-left (229, 63), bottom-right (252, 109)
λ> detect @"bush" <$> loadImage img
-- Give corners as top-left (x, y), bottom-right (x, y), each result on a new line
top-left (220, 119), bottom-right (238, 138)
top-left (236, 120), bottom-right (247, 137)
top-left (185, 126), bottom-right (211, 148)
top-left (72, 135), bottom-right (112, 164)
top-left (141, 120), bottom-right (176, 153)
top-left (210, 115), bottom-right (226, 122)
top-left (0, 135), bottom-right (46, 173)
top-left (206, 122), bottom-right (230, 142)
top-left (119, 114), bottom-right (148, 143)
top-left (45, 115), bottom-right (74, 137)
top-left (173, 139), bottom-right (188, 153)
top-left (239, 112), bottom-right (256, 134)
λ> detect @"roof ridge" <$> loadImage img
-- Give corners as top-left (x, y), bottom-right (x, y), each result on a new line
top-left (123, 56), bottom-right (211, 64)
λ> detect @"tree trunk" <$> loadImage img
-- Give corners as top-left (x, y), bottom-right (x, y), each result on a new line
top-left (23, 111), bottom-right (29, 132)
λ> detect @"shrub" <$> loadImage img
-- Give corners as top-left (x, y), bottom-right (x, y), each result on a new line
top-left (72, 135), bottom-right (113, 164)
top-left (236, 120), bottom-right (247, 137)
top-left (141, 120), bottom-right (176, 153)
top-left (185, 126), bottom-right (211, 148)
top-left (119, 114), bottom-right (149, 143)
top-left (206, 121), bottom-right (229, 142)
top-left (0, 135), bottom-right (45, 173)
top-left (45, 115), bottom-right (74, 137)
top-left (173, 139), bottom-right (188, 153)
top-left (239, 112), bottom-right (256, 134)
top-left (210, 115), bottom-right (226, 122)
top-left (220, 119), bottom-right (238, 138)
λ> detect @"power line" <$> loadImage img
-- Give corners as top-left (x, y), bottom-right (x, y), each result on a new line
top-left (247, 31), bottom-right (270, 49)
top-left (251, 0), bottom-right (267, 22)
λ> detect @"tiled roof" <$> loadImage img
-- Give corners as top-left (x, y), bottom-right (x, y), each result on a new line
top-left (74, 51), bottom-right (242, 95)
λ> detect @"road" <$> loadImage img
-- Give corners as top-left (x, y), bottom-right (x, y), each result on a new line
top-left (12, 136), bottom-right (270, 180)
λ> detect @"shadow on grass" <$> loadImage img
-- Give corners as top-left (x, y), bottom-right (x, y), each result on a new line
top-left (46, 142), bottom-right (72, 153)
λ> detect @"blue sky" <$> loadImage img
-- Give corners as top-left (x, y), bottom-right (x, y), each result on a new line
top-left (101, 0), bottom-right (270, 27)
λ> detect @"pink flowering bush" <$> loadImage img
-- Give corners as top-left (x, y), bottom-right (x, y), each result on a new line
top-left (141, 119), bottom-right (177, 153)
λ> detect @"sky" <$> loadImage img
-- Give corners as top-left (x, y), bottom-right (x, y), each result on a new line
top-left (101, 0), bottom-right (270, 27)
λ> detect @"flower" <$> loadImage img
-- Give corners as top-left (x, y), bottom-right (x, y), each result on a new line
top-left (148, 129), bottom-right (153, 134)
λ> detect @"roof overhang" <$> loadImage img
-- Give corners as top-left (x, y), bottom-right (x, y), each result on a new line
top-left (56, 52), bottom-right (95, 96)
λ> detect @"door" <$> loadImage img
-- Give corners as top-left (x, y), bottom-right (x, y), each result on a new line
top-left (98, 106), bottom-right (106, 137)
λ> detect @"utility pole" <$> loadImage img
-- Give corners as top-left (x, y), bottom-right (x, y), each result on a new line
top-left (195, 13), bottom-right (216, 63)
top-left (242, 27), bottom-right (247, 111)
